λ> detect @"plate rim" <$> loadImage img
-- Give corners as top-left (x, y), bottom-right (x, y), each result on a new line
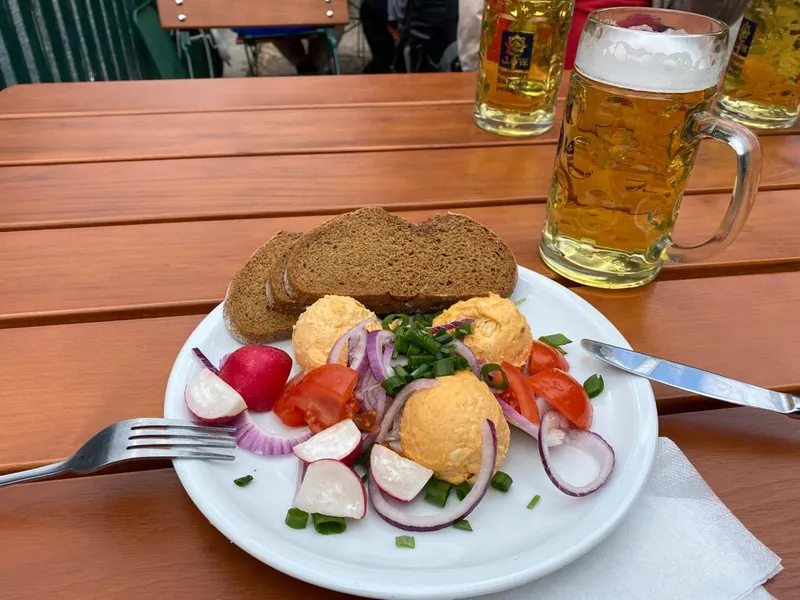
top-left (164, 265), bottom-right (658, 599)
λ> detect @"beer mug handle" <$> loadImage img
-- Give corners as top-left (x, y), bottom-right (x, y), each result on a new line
top-left (669, 112), bottom-right (762, 263)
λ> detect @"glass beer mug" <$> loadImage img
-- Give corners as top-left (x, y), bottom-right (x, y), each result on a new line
top-left (716, 0), bottom-right (800, 129)
top-left (539, 8), bottom-right (762, 289)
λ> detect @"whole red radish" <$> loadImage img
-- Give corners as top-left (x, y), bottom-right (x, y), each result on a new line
top-left (218, 345), bottom-right (293, 412)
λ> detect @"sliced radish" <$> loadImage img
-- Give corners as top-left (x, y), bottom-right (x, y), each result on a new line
top-left (370, 444), bottom-right (432, 502)
top-left (185, 368), bottom-right (247, 424)
top-left (292, 419), bottom-right (363, 464)
top-left (294, 459), bottom-right (367, 519)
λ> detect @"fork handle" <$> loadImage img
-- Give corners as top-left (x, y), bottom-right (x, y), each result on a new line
top-left (0, 460), bottom-right (70, 488)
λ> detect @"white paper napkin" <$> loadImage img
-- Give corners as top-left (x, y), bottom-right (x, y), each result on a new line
top-left (473, 438), bottom-right (782, 600)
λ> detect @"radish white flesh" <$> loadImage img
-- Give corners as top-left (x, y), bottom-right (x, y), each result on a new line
top-left (185, 368), bottom-right (247, 424)
top-left (294, 459), bottom-right (367, 519)
top-left (292, 419), bottom-right (363, 464)
top-left (370, 444), bottom-right (432, 502)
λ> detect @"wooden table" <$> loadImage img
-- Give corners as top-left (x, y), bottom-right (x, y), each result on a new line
top-left (0, 72), bottom-right (798, 599)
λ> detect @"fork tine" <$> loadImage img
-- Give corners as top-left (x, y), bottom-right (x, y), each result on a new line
top-left (126, 438), bottom-right (237, 449)
top-left (126, 448), bottom-right (236, 461)
top-left (127, 418), bottom-right (237, 434)
top-left (129, 431), bottom-right (236, 442)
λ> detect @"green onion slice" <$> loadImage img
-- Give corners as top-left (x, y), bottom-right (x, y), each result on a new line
top-left (526, 494), bottom-right (541, 510)
top-left (395, 535), bottom-right (416, 548)
top-left (481, 363), bottom-right (509, 391)
top-left (424, 477), bottom-right (452, 508)
top-left (454, 481), bottom-right (471, 501)
top-left (312, 513), bottom-right (347, 535)
top-left (233, 475), bottom-right (253, 487)
top-left (285, 508), bottom-right (309, 529)
top-left (490, 471), bottom-right (513, 492)
top-left (583, 373), bottom-right (605, 399)
top-left (453, 519), bottom-right (473, 531)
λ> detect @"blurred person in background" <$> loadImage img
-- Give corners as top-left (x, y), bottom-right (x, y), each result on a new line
top-left (458, 0), bottom-right (750, 72)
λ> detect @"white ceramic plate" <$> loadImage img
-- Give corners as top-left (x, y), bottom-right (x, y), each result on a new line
top-left (164, 266), bottom-right (658, 599)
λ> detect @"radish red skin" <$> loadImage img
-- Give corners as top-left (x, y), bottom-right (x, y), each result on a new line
top-left (219, 345), bottom-right (293, 412)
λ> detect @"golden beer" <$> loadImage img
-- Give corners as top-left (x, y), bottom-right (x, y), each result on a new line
top-left (474, 0), bottom-right (574, 136)
top-left (716, 0), bottom-right (800, 129)
top-left (540, 8), bottom-right (762, 289)
top-left (541, 72), bottom-right (716, 287)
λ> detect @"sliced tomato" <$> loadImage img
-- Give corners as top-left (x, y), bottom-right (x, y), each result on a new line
top-left (501, 361), bottom-right (539, 425)
top-left (529, 340), bottom-right (569, 375)
top-left (273, 371), bottom-right (307, 427)
top-left (353, 409), bottom-right (378, 432)
top-left (277, 364), bottom-right (359, 433)
top-left (526, 368), bottom-right (592, 429)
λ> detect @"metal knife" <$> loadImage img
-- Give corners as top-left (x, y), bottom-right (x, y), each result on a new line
top-left (581, 339), bottom-right (800, 418)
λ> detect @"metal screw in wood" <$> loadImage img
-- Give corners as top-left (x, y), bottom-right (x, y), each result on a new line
top-left (326, 9), bottom-right (334, 17)
top-left (178, 13), bottom-right (186, 22)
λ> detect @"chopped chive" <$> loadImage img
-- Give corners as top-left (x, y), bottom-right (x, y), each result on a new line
top-left (454, 481), bottom-right (471, 501)
top-left (434, 357), bottom-right (456, 377)
top-left (285, 508), bottom-right (309, 529)
top-left (394, 336), bottom-right (410, 354)
top-left (454, 322), bottom-right (472, 339)
top-left (538, 334), bottom-right (572, 355)
top-left (312, 513), bottom-right (347, 535)
top-left (382, 313), bottom-right (410, 330)
top-left (583, 374), bottom-right (605, 399)
top-left (393, 364), bottom-right (410, 379)
top-left (395, 535), bottom-right (415, 548)
top-left (453, 519), bottom-right (473, 531)
top-left (491, 471), bottom-right (513, 492)
top-left (382, 375), bottom-right (407, 395)
top-left (405, 343), bottom-right (422, 356)
top-left (233, 475), bottom-right (254, 487)
top-left (434, 331), bottom-right (454, 344)
top-left (514, 297), bottom-right (527, 306)
top-left (410, 364), bottom-right (432, 379)
top-left (424, 477), bottom-right (452, 508)
top-left (405, 328), bottom-right (443, 354)
top-left (408, 355), bottom-right (435, 368)
top-left (527, 494), bottom-right (541, 510)
top-left (454, 355), bottom-right (469, 371)
top-left (481, 363), bottom-right (509, 391)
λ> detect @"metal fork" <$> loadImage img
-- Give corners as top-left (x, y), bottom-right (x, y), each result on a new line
top-left (0, 418), bottom-right (236, 488)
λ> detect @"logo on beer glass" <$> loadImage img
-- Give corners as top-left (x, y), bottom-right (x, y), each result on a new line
top-left (499, 31), bottom-right (534, 71)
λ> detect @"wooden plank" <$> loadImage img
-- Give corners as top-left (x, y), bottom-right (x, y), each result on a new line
top-left (0, 103), bottom-right (565, 166)
top-left (0, 74), bottom-right (481, 118)
top-left (0, 73), bottom-right (573, 119)
top-left (3, 271), bottom-right (800, 472)
top-left (1, 135), bottom-right (798, 231)
top-left (2, 195), bottom-right (800, 325)
top-left (157, 0), bottom-right (349, 29)
top-left (0, 409), bottom-right (795, 599)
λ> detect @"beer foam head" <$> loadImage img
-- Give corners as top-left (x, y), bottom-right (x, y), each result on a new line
top-left (576, 15), bottom-right (728, 93)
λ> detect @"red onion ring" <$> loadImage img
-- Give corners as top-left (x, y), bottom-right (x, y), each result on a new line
top-left (497, 396), bottom-right (564, 447)
top-left (429, 318), bottom-right (474, 335)
top-left (368, 419), bottom-right (497, 532)
top-left (347, 328), bottom-right (369, 374)
top-left (191, 347), bottom-right (219, 375)
top-left (328, 318), bottom-right (372, 366)
top-left (233, 412), bottom-right (312, 456)
top-left (376, 379), bottom-right (439, 444)
top-left (538, 411), bottom-right (615, 497)
top-left (451, 339), bottom-right (480, 378)
top-left (367, 330), bottom-right (395, 383)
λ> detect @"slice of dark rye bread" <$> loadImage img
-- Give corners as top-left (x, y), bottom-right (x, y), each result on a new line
top-left (223, 232), bottom-right (301, 344)
top-left (266, 233), bottom-right (306, 314)
top-left (283, 208), bottom-right (518, 313)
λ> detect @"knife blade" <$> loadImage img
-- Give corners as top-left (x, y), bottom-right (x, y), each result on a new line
top-left (581, 339), bottom-right (800, 418)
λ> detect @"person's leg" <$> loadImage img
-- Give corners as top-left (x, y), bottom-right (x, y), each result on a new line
top-left (360, 0), bottom-right (396, 73)
top-left (272, 38), bottom-right (318, 73)
top-left (308, 26), bottom-right (344, 72)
